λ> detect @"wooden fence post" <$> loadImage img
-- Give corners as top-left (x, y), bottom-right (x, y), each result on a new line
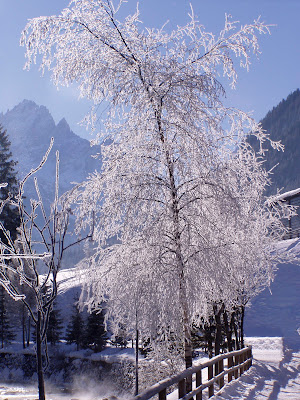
top-left (178, 379), bottom-right (186, 399)
top-left (218, 359), bottom-right (224, 389)
top-left (208, 364), bottom-right (214, 398)
top-left (196, 370), bottom-right (202, 400)
top-left (159, 388), bottom-right (166, 400)
top-left (250, 348), bottom-right (253, 367)
top-left (215, 359), bottom-right (219, 376)
top-left (234, 354), bottom-right (239, 379)
top-left (228, 356), bottom-right (233, 382)
top-left (247, 348), bottom-right (252, 370)
top-left (240, 351), bottom-right (245, 376)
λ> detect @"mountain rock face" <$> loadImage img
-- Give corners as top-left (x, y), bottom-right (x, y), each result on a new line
top-left (0, 100), bottom-right (101, 268)
top-left (249, 89), bottom-right (300, 195)
top-left (0, 99), bottom-right (101, 205)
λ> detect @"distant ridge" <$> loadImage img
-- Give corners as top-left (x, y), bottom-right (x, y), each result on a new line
top-left (250, 89), bottom-right (300, 195)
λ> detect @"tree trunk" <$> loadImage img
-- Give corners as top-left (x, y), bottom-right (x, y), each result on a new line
top-left (223, 309), bottom-right (233, 352)
top-left (240, 306), bottom-right (245, 348)
top-left (184, 322), bottom-right (192, 393)
top-left (184, 336), bottom-right (193, 369)
top-left (22, 305), bottom-right (26, 349)
top-left (36, 311), bottom-right (46, 400)
top-left (135, 328), bottom-right (139, 396)
top-left (214, 305), bottom-right (223, 356)
top-left (231, 312), bottom-right (240, 350)
top-left (1, 316), bottom-right (3, 349)
top-left (181, 280), bottom-right (192, 392)
top-left (27, 315), bottom-right (31, 347)
top-left (207, 334), bottom-right (213, 359)
top-left (156, 99), bottom-right (192, 390)
top-left (1, 294), bottom-right (4, 349)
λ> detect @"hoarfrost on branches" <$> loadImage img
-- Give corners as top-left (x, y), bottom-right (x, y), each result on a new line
top-left (21, 0), bottom-right (293, 379)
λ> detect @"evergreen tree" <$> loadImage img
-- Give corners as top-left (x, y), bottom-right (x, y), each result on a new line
top-left (65, 297), bottom-right (85, 350)
top-left (0, 286), bottom-right (15, 348)
top-left (85, 308), bottom-right (107, 352)
top-left (0, 125), bottom-right (20, 242)
top-left (46, 303), bottom-right (63, 346)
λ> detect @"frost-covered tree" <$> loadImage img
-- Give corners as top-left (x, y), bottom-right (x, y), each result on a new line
top-left (21, 1), bottom-right (292, 390)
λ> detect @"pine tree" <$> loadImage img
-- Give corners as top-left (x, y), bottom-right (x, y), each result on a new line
top-left (0, 286), bottom-right (15, 348)
top-left (85, 308), bottom-right (107, 352)
top-left (46, 303), bottom-right (63, 346)
top-left (0, 125), bottom-right (20, 242)
top-left (0, 127), bottom-right (19, 352)
top-left (65, 297), bottom-right (85, 350)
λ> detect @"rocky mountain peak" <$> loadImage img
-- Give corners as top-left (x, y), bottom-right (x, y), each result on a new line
top-left (0, 99), bottom-right (101, 197)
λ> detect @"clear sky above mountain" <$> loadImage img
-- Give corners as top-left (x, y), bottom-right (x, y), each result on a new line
top-left (0, 0), bottom-right (299, 139)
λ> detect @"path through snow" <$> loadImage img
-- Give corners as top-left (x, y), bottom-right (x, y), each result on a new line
top-left (213, 338), bottom-right (300, 400)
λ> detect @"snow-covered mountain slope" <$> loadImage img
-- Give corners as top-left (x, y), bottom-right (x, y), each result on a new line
top-left (245, 239), bottom-right (300, 351)
top-left (0, 100), bottom-right (101, 206)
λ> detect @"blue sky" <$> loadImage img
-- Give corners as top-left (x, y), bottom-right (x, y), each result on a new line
top-left (0, 0), bottom-right (299, 139)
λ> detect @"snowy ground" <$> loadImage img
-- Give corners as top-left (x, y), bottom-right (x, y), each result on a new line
top-left (0, 382), bottom-right (117, 400)
top-left (213, 337), bottom-right (300, 400)
top-left (0, 337), bottom-right (299, 400)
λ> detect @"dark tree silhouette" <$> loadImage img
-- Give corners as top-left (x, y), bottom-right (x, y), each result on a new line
top-left (85, 308), bottom-right (107, 352)
top-left (0, 286), bottom-right (15, 348)
top-left (47, 302), bottom-right (63, 346)
top-left (0, 125), bottom-right (20, 242)
top-left (65, 296), bottom-right (85, 350)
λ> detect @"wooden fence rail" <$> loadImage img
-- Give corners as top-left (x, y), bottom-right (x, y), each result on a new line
top-left (130, 346), bottom-right (252, 400)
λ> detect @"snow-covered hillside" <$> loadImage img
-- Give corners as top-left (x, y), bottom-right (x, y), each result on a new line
top-left (245, 238), bottom-right (300, 351)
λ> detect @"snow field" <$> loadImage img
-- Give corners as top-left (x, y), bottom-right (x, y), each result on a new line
top-left (213, 337), bottom-right (300, 399)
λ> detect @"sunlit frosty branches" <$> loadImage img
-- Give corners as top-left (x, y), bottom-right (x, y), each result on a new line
top-left (21, 1), bottom-right (272, 144)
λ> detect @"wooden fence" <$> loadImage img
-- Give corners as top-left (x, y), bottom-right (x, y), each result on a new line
top-left (131, 346), bottom-right (252, 400)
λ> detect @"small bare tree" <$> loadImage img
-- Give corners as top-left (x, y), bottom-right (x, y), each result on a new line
top-left (0, 138), bottom-right (93, 400)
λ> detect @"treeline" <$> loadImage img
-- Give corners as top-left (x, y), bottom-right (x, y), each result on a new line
top-left (0, 290), bottom-right (108, 352)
